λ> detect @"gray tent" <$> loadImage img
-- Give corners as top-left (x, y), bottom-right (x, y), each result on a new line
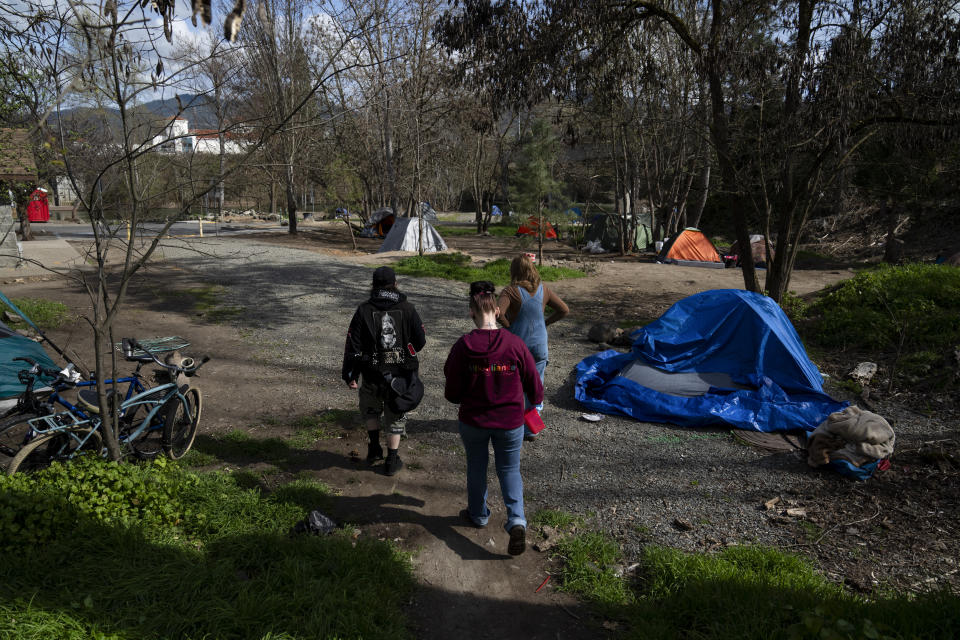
top-left (583, 212), bottom-right (652, 252)
top-left (377, 217), bottom-right (447, 253)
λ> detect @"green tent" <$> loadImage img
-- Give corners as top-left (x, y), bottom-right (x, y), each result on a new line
top-left (0, 322), bottom-right (57, 401)
top-left (583, 213), bottom-right (652, 252)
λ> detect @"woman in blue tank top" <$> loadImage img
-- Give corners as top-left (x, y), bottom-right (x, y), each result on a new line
top-left (497, 254), bottom-right (570, 439)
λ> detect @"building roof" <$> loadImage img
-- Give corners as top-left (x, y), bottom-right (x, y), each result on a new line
top-left (0, 128), bottom-right (38, 183)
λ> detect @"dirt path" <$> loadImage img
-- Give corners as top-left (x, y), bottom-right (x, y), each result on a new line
top-left (5, 243), bottom-right (600, 639)
top-left (10, 233), bottom-right (954, 637)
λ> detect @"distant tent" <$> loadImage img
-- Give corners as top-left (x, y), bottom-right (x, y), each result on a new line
top-left (730, 234), bottom-right (775, 268)
top-left (378, 217), bottom-right (448, 253)
top-left (584, 213), bottom-right (652, 253)
top-left (657, 228), bottom-right (723, 268)
top-left (516, 216), bottom-right (558, 240)
top-left (361, 208), bottom-right (396, 238)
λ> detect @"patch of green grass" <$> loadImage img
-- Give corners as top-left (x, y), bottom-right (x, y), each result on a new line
top-left (0, 459), bottom-right (413, 639)
top-left (392, 252), bottom-right (585, 286)
top-left (435, 223), bottom-right (518, 237)
top-left (548, 536), bottom-right (960, 639)
top-left (3, 297), bottom-right (70, 330)
top-left (554, 531), bottom-right (631, 604)
top-left (197, 430), bottom-right (290, 462)
top-left (530, 508), bottom-right (582, 529)
top-left (286, 411), bottom-right (355, 448)
top-left (180, 449), bottom-right (219, 467)
top-left (151, 285), bottom-right (245, 324)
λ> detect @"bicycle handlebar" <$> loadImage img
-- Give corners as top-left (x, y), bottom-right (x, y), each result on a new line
top-left (128, 339), bottom-right (210, 377)
top-left (13, 356), bottom-right (65, 380)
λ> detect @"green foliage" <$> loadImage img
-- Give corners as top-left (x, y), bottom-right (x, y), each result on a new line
top-left (511, 120), bottom-right (567, 215)
top-left (286, 411), bottom-right (353, 448)
top-left (392, 251), bottom-right (584, 285)
top-left (554, 531), bottom-right (631, 605)
top-left (0, 459), bottom-right (414, 639)
top-left (544, 537), bottom-right (960, 639)
top-left (778, 291), bottom-right (808, 322)
top-left (211, 429), bottom-right (290, 461)
top-left (2, 297), bottom-right (71, 330)
top-left (530, 508), bottom-right (582, 529)
top-left (0, 458), bottom-right (185, 550)
top-left (805, 264), bottom-right (960, 382)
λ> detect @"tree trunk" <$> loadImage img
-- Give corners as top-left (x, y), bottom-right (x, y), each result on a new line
top-left (537, 203), bottom-right (544, 264)
top-left (17, 206), bottom-right (34, 241)
top-left (92, 327), bottom-right (122, 460)
top-left (285, 166), bottom-right (298, 235)
top-left (689, 163), bottom-right (710, 229)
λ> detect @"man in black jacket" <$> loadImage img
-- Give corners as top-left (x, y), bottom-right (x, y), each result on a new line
top-left (342, 266), bottom-right (426, 475)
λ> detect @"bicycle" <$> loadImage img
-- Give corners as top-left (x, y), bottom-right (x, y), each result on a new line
top-left (3, 339), bottom-right (208, 474)
top-left (0, 336), bottom-right (194, 464)
top-left (1, 358), bottom-right (159, 466)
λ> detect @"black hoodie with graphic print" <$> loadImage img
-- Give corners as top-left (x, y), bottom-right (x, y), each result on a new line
top-left (341, 288), bottom-right (426, 385)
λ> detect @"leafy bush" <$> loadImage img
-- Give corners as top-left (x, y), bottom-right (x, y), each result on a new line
top-left (804, 264), bottom-right (960, 383)
top-left (0, 458), bottom-right (186, 549)
top-left (808, 264), bottom-right (960, 352)
top-left (392, 251), bottom-right (584, 285)
top-left (0, 459), bottom-right (414, 639)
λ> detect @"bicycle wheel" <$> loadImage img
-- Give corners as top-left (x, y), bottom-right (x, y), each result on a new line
top-left (6, 427), bottom-right (103, 475)
top-left (123, 387), bottom-right (171, 459)
top-left (0, 413), bottom-right (42, 464)
top-left (163, 387), bottom-right (201, 460)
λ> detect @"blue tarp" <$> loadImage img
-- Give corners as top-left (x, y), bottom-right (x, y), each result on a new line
top-left (574, 290), bottom-right (847, 432)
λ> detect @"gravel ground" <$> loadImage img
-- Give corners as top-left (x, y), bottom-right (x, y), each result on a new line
top-left (155, 237), bottom-right (959, 590)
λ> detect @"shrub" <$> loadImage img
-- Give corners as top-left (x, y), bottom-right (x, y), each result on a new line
top-left (804, 264), bottom-right (960, 384)
top-left (808, 264), bottom-right (960, 352)
top-left (0, 457), bottom-right (186, 550)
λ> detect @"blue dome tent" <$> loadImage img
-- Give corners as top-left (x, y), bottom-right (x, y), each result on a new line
top-left (575, 290), bottom-right (846, 432)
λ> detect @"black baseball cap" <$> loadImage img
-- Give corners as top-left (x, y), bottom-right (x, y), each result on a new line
top-left (373, 266), bottom-right (396, 287)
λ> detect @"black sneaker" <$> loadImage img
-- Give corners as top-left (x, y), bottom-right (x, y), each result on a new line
top-left (384, 454), bottom-right (403, 476)
top-left (366, 442), bottom-right (384, 464)
top-left (508, 525), bottom-right (526, 556)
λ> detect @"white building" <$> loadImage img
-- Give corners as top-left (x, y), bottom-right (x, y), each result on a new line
top-left (151, 117), bottom-right (245, 155)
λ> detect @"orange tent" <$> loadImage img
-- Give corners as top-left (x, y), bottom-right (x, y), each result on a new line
top-left (657, 228), bottom-right (723, 267)
top-left (516, 216), bottom-right (557, 240)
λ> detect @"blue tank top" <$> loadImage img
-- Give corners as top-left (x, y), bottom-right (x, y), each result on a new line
top-left (508, 284), bottom-right (548, 363)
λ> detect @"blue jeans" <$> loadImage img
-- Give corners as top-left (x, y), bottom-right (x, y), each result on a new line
top-left (458, 422), bottom-right (526, 532)
top-left (523, 359), bottom-right (547, 436)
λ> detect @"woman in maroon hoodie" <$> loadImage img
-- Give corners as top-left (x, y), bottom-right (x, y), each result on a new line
top-left (443, 281), bottom-right (543, 556)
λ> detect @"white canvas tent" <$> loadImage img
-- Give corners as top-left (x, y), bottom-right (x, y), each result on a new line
top-left (377, 217), bottom-right (447, 253)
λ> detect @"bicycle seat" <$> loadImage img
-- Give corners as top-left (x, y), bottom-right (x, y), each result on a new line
top-left (77, 389), bottom-right (101, 414)
top-left (77, 389), bottom-right (119, 414)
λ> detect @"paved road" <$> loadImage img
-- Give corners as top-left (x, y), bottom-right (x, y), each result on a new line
top-left (35, 221), bottom-right (286, 239)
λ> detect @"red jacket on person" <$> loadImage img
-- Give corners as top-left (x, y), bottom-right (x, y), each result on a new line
top-left (443, 328), bottom-right (543, 430)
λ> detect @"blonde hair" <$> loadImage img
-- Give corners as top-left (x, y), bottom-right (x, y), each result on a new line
top-left (510, 254), bottom-right (541, 295)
